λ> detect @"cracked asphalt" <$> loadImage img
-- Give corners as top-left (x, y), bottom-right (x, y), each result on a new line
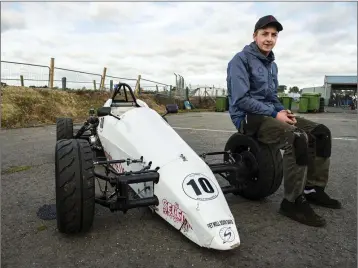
top-left (1, 111), bottom-right (357, 268)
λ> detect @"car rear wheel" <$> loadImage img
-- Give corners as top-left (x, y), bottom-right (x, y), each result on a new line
top-left (224, 132), bottom-right (283, 200)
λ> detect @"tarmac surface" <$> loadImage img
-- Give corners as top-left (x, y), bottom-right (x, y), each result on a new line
top-left (1, 111), bottom-right (357, 268)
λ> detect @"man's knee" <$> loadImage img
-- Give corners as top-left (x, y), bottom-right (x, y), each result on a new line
top-left (311, 124), bottom-right (332, 158)
top-left (292, 129), bottom-right (309, 166)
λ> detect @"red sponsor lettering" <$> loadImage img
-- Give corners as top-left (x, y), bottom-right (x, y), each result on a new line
top-left (162, 199), bottom-right (192, 232)
top-left (105, 151), bottom-right (125, 173)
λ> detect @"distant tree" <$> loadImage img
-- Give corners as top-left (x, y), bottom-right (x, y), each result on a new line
top-left (289, 86), bottom-right (299, 93)
top-left (277, 85), bottom-right (287, 93)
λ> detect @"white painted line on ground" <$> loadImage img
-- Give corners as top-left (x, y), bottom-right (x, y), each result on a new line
top-left (172, 126), bottom-right (357, 141)
top-left (173, 126), bottom-right (236, 133)
top-left (181, 114), bottom-right (357, 123)
top-left (301, 117), bottom-right (356, 122)
top-left (173, 127), bottom-right (237, 133)
top-left (332, 137), bottom-right (357, 141)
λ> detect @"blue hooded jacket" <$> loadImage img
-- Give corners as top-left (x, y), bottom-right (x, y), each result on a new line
top-left (226, 41), bottom-right (284, 129)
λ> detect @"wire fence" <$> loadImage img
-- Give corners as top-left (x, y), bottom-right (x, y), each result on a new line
top-left (1, 60), bottom-right (51, 88)
top-left (54, 66), bottom-right (103, 90)
top-left (1, 59), bottom-right (228, 100)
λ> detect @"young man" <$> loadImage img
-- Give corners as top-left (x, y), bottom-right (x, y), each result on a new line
top-left (226, 15), bottom-right (342, 227)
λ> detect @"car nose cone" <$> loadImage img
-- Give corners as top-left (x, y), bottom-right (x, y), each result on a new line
top-left (208, 226), bottom-right (240, 250)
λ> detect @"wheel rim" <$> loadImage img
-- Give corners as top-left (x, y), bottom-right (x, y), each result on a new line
top-left (231, 146), bottom-right (259, 183)
top-left (240, 150), bottom-right (259, 179)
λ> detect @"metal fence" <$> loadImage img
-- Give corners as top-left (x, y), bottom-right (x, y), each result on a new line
top-left (54, 66), bottom-right (103, 90)
top-left (1, 60), bottom-right (51, 87)
top-left (1, 59), bottom-right (228, 99)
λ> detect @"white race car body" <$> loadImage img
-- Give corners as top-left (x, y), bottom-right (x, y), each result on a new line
top-left (96, 98), bottom-right (240, 250)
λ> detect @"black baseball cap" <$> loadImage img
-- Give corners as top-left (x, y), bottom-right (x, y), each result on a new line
top-left (254, 15), bottom-right (283, 32)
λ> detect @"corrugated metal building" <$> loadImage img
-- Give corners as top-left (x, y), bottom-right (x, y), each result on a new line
top-left (301, 75), bottom-right (357, 105)
top-left (324, 75), bottom-right (357, 106)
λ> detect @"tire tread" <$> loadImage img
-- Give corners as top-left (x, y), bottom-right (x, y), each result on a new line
top-left (224, 133), bottom-right (283, 200)
top-left (55, 139), bottom-right (95, 234)
top-left (56, 118), bottom-right (73, 141)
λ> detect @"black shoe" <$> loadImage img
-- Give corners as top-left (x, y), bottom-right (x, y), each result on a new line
top-left (279, 195), bottom-right (326, 227)
top-left (304, 186), bottom-right (342, 209)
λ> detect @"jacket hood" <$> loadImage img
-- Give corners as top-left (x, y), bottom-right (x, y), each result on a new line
top-left (243, 41), bottom-right (275, 63)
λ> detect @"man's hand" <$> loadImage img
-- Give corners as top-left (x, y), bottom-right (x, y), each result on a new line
top-left (276, 110), bottom-right (295, 125)
top-left (285, 109), bottom-right (297, 124)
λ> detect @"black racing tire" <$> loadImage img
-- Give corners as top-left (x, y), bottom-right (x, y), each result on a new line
top-left (56, 118), bottom-right (73, 141)
top-left (55, 139), bottom-right (95, 234)
top-left (224, 132), bottom-right (283, 200)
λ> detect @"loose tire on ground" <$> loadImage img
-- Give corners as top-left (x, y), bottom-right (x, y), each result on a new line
top-left (224, 133), bottom-right (283, 200)
top-left (56, 118), bottom-right (73, 141)
top-left (55, 139), bottom-right (95, 234)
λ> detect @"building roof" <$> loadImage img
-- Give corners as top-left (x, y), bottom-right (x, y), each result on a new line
top-left (325, 75), bottom-right (357, 85)
top-left (301, 86), bottom-right (325, 90)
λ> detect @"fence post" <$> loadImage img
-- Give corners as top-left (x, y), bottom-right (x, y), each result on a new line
top-left (156, 85), bottom-right (158, 92)
top-left (135, 75), bottom-right (141, 95)
top-left (110, 80), bottom-right (113, 92)
top-left (50, 58), bottom-right (55, 88)
top-left (93, 80), bottom-right (96, 90)
top-left (101, 67), bottom-right (107, 90)
top-left (20, 75), bottom-right (24, 86)
top-left (138, 75), bottom-right (141, 94)
top-left (62, 77), bottom-right (66, 90)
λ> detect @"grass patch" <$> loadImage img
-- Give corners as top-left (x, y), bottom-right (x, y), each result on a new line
top-left (2, 165), bottom-right (32, 175)
top-left (1, 86), bottom-right (217, 129)
top-left (37, 225), bottom-right (48, 232)
top-left (1, 86), bottom-right (168, 128)
top-left (1, 86), bottom-right (112, 128)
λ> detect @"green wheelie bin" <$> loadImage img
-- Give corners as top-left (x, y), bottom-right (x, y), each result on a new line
top-left (282, 96), bottom-right (293, 110)
top-left (302, 93), bottom-right (321, 112)
top-left (215, 96), bottom-right (227, 112)
top-left (298, 97), bottom-right (308, 113)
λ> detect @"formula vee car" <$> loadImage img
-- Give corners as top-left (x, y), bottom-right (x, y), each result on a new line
top-left (54, 83), bottom-right (283, 251)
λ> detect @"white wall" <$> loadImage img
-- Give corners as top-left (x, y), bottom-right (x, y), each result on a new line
top-left (301, 86), bottom-right (325, 95)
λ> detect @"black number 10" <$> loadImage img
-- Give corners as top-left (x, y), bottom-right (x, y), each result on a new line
top-left (187, 177), bottom-right (215, 196)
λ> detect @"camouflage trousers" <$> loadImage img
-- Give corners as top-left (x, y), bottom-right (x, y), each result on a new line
top-left (239, 114), bottom-right (331, 202)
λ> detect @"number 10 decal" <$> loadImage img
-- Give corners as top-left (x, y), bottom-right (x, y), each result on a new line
top-left (182, 173), bottom-right (219, 201)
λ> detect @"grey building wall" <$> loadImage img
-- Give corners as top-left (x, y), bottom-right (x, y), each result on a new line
top-left (324, 83), bottom-right (332, 105)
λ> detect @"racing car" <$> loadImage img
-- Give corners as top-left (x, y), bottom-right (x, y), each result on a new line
top-left (54, 83), bottom-right (283, 250)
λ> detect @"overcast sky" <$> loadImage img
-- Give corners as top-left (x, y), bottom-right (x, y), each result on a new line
top-left (1, 2), bottom-right (357, 92)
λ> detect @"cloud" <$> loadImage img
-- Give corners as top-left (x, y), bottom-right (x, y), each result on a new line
top-left (1, 9), bottom-right (26, 33)
top-left (1, 2), bottom-right (357, 91)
